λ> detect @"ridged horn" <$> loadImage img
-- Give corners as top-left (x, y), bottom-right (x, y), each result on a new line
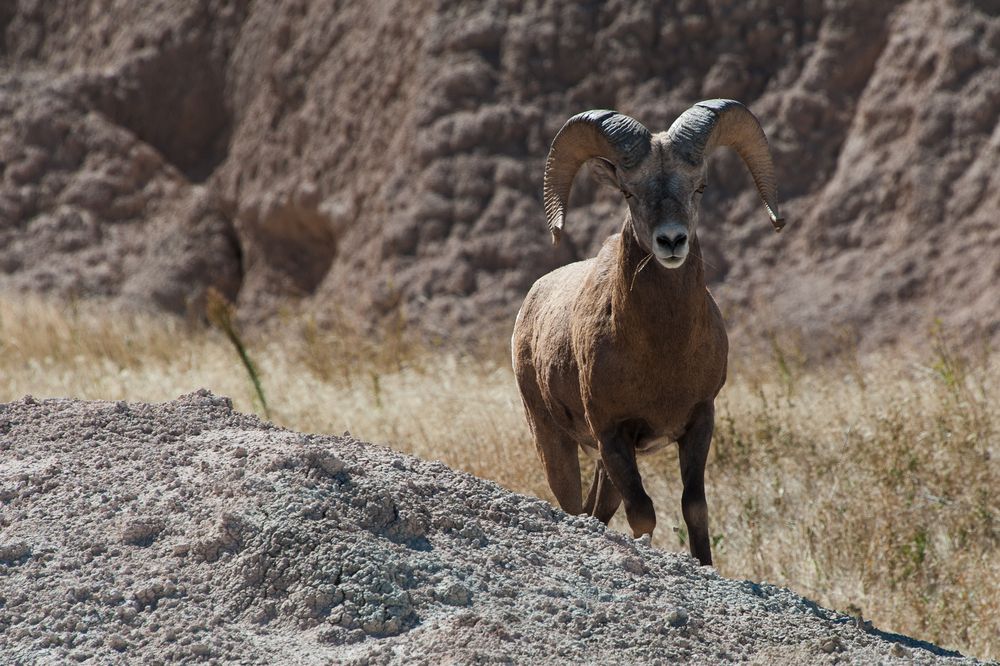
top-left (667, 99), bottom-right (784, 231)
top-left (543, 110), bottom-right (652, 244)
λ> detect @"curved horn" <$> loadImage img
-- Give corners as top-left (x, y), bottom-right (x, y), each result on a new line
top-left (543, 110), bottom-right (652, 244)
top-left (667, 99), bottom-right (784, 231)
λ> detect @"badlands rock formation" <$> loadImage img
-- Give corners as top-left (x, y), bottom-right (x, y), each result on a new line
top-left (1, 1), bottom-right (998, 350)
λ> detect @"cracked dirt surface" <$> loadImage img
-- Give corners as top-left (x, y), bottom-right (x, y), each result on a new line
top-left (0, 392), bottom-right (984, 664)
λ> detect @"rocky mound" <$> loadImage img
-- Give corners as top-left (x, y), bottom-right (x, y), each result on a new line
top-left (0, 392), bottom-right (980, 663)
top-left (2, 1), bottom-right (999, 352)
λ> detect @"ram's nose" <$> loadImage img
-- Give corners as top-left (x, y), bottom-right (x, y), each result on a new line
top-left (654, 229), bottom-right (688, 253)
top-left (653, 223), bottom-right (689, 254)
top-left (652, 223), bottom-right (689, 268)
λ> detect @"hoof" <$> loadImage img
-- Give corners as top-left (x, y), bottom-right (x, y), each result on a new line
top-left (630, 519), bottom-right (655, 538)
top-left (626, 498), bottom-right (656, 537)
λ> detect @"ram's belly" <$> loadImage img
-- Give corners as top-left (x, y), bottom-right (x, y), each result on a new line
top-left (578, 428), bottom-right (680, 458)
top-left (635, 434), bottom-right (676, 456)
top-left (579, 440), bottom-right (601, 459)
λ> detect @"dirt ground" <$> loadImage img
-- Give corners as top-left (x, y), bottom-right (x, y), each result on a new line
top-left (0, 392), bottom-right (985, 664)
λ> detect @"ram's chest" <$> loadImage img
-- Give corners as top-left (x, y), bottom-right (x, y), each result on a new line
top-left (578, 331), bottom-right (724, 439)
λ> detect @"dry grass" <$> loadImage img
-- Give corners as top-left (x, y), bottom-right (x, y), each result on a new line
top-left (1, 294), bottom-right (996, 659)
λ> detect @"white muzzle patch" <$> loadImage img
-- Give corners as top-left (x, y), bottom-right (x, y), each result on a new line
top-left (652, 222), bottom-right (689, 268)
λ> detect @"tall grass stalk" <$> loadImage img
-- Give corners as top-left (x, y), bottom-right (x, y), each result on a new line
top-left (205, 289), bottom-right (270, 419)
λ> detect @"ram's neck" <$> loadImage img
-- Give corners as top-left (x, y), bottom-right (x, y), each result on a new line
top-left (611, 220), bottom-right (710, 344)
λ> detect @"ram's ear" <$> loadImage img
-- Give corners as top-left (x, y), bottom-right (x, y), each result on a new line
top-left (589, 158), bottom-right (621, 190)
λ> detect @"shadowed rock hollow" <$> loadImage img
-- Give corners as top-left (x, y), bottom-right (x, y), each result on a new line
top-left (0, 392), bottom-right (981, 663)
top-left (1, 1), bottom-right (998, 351)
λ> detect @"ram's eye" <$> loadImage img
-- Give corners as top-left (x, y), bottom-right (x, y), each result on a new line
top-left (620, 188), bottom-right (633, 200)
top-left (695, 183), bottom-right (706, 195)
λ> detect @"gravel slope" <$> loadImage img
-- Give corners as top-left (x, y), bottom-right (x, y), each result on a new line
top-left (0, 392), bottom-right (984, 664)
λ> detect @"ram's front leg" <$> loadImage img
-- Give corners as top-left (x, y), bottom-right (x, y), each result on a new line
top-left (678, 402), bottom-right (715, 566)
top-left (598, 426), bottom-right (655, 537)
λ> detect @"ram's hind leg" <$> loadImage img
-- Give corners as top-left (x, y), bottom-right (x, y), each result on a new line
top-left (678, 402), bottom-right (715, 566)
top-left (529, 417), bottom-right (583, 515)
top-left (583, 461), bottom-right (622, 524)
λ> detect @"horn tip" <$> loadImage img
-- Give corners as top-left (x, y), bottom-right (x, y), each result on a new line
top-left (548, 213), bottom-right (564, 244)
top-left (771, 214), bottom-right (785, 232)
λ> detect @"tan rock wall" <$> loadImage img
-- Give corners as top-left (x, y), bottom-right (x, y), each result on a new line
top-left (2, 0), bottom-right (997, 351)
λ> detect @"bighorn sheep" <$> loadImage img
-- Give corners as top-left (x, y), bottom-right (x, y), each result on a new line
top-left (511, 99), bottom-right (782, 566)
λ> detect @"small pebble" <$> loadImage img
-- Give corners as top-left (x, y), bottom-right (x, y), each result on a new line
top-left (666, 608), bottom-right (689, 628)
top-left (819, 636), bottom-right (844, 654)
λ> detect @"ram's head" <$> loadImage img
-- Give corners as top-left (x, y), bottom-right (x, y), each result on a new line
top-left (543, 99), bottom-right (784, 268)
